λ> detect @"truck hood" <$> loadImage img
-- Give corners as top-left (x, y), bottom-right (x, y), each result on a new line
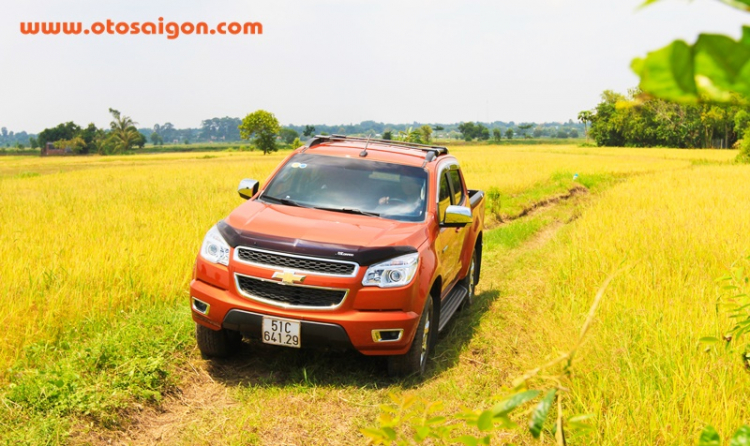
top-left (221, 200), bottom-right (429, 263)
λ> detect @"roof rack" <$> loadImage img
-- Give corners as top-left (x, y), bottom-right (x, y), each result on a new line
top-left (302, 134), bottom-right (449, 160)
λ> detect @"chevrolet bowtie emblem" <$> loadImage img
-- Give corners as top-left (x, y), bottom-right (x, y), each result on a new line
top-left (272, 270), bottom-right (306, 285)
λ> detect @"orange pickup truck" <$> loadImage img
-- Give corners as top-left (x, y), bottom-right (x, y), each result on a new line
top-left (190, 135), bottom-right (484, 376)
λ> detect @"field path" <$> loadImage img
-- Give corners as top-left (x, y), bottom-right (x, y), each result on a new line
top-left (74, 192), bottom-right (587, 446)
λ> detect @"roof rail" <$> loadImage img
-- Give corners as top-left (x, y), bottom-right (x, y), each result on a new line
top-left (303, 134), bottom-right (449, 158)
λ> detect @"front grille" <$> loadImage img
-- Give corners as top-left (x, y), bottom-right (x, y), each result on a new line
top-left (235, 275), bottom-right (347, 308)
top-left (236, 247), bottom-right (357, 276)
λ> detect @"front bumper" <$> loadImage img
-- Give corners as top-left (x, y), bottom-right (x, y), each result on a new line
top-left (190, 274), bottom-right (422, 356)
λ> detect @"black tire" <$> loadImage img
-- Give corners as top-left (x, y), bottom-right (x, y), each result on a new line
top-left (461, 248), bottom-right (478, 308)
top-left (388, 297), bottom-right (434, 377)
top-left (195, 323), bottom-right (241, 358)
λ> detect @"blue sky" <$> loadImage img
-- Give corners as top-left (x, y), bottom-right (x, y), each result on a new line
top-left (1, 0), bottom-right (747, 132)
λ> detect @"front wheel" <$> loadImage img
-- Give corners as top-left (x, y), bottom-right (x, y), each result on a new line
top-left (195, 323), bottom-right (242, 358)
top-left (388, 297), bottom-right (434, 377)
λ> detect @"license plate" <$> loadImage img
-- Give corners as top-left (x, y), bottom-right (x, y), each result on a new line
top-left (262, 316), bottom-right (301, 348)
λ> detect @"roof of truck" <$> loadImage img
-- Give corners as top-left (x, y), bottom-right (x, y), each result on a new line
top-left (298, 135), bottom-right (450, 168)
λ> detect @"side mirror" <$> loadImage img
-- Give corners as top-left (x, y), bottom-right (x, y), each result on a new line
top-left (238, 179), bottom-right (259, 200)
top-left (442, 205), bottom-right (472, 227)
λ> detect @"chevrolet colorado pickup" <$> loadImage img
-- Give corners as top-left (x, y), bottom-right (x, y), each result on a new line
top-left (190, 135), bottom-right (484, 376)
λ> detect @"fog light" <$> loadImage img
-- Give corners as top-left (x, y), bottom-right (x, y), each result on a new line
top-left (372, 329), bottom-right (404, 342)
top-left (192, 297), bottom-right (210, 315)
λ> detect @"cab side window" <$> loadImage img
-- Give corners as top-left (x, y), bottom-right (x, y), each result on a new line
top-left (448, 169), bottom-right (464, 205)
top-left (438, 171), bottom-right (451, 222)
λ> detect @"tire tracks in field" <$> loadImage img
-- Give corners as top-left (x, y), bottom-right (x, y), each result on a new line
top-left (74, 185), bottom-right (593, 445)
top-left (486, 184), bottom-right (588, 230)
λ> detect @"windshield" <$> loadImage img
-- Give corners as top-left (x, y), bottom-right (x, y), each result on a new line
top-left (261, 153), bottom-right (428, 222)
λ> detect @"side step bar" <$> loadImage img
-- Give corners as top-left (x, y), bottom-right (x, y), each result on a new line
top-left (438, 284), bottom-right (468, 332)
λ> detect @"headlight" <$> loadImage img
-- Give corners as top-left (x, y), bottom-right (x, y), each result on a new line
top-left (362, 253), bottom-right (419, 288)
top-left (200, 225), bottom-right (230, 266)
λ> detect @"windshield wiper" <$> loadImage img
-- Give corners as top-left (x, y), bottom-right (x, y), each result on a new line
top-left (313, 206), bottom-right (380, 217)
top-left (261, 194), bottom-right (308, 208)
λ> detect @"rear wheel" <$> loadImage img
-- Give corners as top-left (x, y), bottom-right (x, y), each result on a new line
top-left (388, 297), bottom-right (434, 377)
top-left (461, 248), bottom-right (478, 308)
top-left (195, 323), bottom-right (241, 358)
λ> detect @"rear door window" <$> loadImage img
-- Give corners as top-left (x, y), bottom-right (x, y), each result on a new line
top-left (448, 169), bottom-right (464, 205)
top-left (438, 172), bottom-right (451, 221)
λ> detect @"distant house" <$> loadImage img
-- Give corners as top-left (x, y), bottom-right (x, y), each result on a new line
top-left (41, 142), bottom-right (72, 157)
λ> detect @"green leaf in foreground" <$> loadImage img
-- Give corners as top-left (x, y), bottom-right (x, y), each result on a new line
top-left (477, 410), bottom-right (494, 432)
top-left (491, 389), bottom-right (540, 417)
top-left (529, 388), bottom-right (557, 439)
top-left (631, 26), bottom-right (750, 104)
top-left (698, 425), bottom-right (721, 446)
top-left (631, 40), bottom-right (697, 103)
top-left (730, 425), bottom-right (750, 446)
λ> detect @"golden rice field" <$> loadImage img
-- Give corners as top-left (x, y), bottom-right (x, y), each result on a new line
top-left (0, 144), bottom-right (747, 444)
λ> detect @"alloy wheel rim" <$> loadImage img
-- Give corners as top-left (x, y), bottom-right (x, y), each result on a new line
top-left (469, 256), bottom-right (476, 295)
top-left (420, 310), bottom-right (431, 366)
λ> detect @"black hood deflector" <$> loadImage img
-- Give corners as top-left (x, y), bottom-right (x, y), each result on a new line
top-left (217, 220), bottom-right (417, 266)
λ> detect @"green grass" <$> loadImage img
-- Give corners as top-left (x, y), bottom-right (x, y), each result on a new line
top-left (3, 303), bottom-right (193, 443)
top-left (486, 171), bottom-right (617, 221)
top-left (484, 216), bottom-right (549, 251)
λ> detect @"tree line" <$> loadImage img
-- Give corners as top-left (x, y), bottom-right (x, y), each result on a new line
top-left (9, 112), bottom-right (590, 156)
top-left (582, 88), bottom-right (748, 149)
top-left (33, 109), bottom-right (146, 155)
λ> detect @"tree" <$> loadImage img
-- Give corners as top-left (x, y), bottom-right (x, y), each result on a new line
top-left (433, 125), bottom-right (444, 140)
top-left (477, 124), bottom-right (490, 140)
top-left (396, 126), bottom-right (425, 143)
top-left (585, 87), bottom-right (743, 148)
top-left (38, 122), bottom-right (81, 148)
top-left (458, 122), bottom-right (477, 141)
top-left (303, 125), bottom-right (316, 137)
top-left (150, 132), bottom-right (164, 146)
top-left (505, 128), bottom-right (514, 139)
top-left (239, 110), bottom-right (281, 155)
top-left (588, 90), bottom-right (627, 146)
top-left (78, 123), bottom-right (102, 154)
top-left (492, 128), bottom-right (502, 142)
top-left (133, 131), bottom-right (146, 149)
top-left (578, 110), bottom-right (593, 143)
top-left (570, 128), bottom-right (580, 138)
top-left (108, 108), bottom-right (141, 153)
top-left (279, 128), bottom-right (299, 144)
top-left (418, 125), bottom-right (433, 143)
top-left (158, 122), bottom-right (176, 143)
top-left (54, 137), bottom-right (86, 154)
top-left (533, 127), bottom-right (544, 138)
top-left (199, 117), bottom-right (242, 142)
top-left (29, 136), bottom-right (38, 149)
top-left (518, 123), bottom-right (534, 138)
top-left (383, 130), bottom-right (393, 140)
top-left (735, 110), bottom-right (750, 140)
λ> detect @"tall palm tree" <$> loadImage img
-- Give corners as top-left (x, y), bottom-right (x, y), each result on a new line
top-left (578, 110), bottom-right (593, 143)
top-left (109, 108), bottom-right (140, 153)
